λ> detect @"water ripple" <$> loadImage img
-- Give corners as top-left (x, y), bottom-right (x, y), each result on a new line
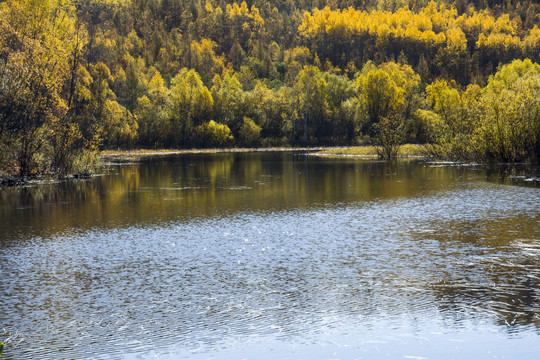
top-left (1, 157), bottom-right (539, 359)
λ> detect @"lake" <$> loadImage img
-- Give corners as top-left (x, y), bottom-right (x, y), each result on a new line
top-left (1, 151), bottom-right (539, 359)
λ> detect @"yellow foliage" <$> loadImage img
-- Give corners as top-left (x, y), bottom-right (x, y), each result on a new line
top-left (522, 26), bottom-right (540, 57)
top-left (298, 1), bottom-right (535, 68)
top-left (226, 2), bottom-right (264, 31)
top-left (195, 120), bottom-right (234, 147)
top-left (445, 27), bottom-right (467, 52)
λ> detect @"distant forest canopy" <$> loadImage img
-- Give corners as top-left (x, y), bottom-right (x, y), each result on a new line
top-left (0, 0), bottom-right (539, 177)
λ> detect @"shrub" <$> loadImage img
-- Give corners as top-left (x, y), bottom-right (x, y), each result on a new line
top-left (194, 120), bottom-right (234, 148)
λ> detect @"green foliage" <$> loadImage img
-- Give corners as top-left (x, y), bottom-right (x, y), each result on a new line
top-left (425, 80), bottom-right (462, 139)
top-left (211, 72), bottom-right (245, 134)
top-left (317, 144), bottom-right (427, 157)
top-left (293, 65), bottom-right (328, 144)
top-left (474, 59), bottom-right (540, 162)
top-left (357, 67), bottom-right (402, 126)
top-left (134, 68), bottom-right (172, 148)
top-left (355, 61), bottom-right (420, 151)
top-left (424, 59), bottom-right (540, 163)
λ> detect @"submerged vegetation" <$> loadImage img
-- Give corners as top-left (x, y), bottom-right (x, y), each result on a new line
top-left (0, 0), bottom-right (539, 178)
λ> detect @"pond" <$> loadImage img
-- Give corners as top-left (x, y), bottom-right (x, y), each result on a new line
top-left (1, 151), bottom-right (539, 359)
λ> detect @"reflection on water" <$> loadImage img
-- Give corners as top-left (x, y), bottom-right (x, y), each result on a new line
top-left (0, 152), bottom-right (539, 359)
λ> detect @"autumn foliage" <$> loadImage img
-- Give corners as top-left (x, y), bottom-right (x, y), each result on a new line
top-left (1, 0), bottom-right (539, 177)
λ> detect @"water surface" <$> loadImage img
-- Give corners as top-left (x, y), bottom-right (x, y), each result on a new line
top-left (1, 152), bottom-right (539, 359)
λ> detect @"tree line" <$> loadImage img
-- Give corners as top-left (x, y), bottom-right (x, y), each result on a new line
top-left (0, 0), bottom-right (539, 177)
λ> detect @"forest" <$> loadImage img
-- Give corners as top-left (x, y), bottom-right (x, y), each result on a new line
top-left (0, 0), bottom-right (539, 177)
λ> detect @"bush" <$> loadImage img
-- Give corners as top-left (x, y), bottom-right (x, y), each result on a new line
top-left (194, 120), bottom-right (234, 148)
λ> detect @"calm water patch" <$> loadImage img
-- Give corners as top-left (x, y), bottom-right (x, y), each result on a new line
top-left (1, 152), bottom-right (539, 359)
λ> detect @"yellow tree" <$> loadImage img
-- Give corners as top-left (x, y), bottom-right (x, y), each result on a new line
top-left (435, 27), bottom-right (470, 84)
top-left (80, 61), bottom-right (139, 150)
top-left (0, 0), bottom-right (87, 176)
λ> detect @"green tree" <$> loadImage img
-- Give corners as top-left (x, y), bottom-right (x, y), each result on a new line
top-left (84, 62), bottom-right (138, 149)
top-left (356, 66), bottom-right (402, 130)
top-left (238, 117), bottom-right (261, 147)
top-left (321, 72), bottom-right (356, 143)
top-left (170, 68), bottom-right (213, 147)
top-left (475, 59), bottom-right (540, 162)
top-left (211, 72), bottom-right (245, 136)
top-left (425, 79), bottom-right (462, 140)
top-left (422, 80), bottom-right (481, 160)
top-left (372, 115), bottom-right (405, 159)
top-left (120, 59), bottom-right (145, 112)
top-left (293, 65), bottom-right (327, 144)
top-left (134, 69), bottom-right (171, 148)
top-left (355, 62), bottom-right (421, 155)
top-left (250, 82), bottom-right (293, 145)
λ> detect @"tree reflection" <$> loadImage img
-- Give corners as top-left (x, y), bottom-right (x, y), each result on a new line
top-left (1, 154), bottom-right (538, 244)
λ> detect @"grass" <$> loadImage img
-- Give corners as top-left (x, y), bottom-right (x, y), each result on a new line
top-left (99, 146), bottom-right (329, 161)
top-left (315, 144), bottom-right (429, 158)
top-left (100, 149), bottom-right (190, 157)
top-left (98, 144), bottom-right (430, 162)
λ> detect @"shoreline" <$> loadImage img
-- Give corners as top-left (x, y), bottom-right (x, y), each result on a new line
top-left (99, 144), bottom-right (430, 160)
top-left (3, 146), bottom-right (538, 188)
top-left (99, 146), bottom-right (335, 161)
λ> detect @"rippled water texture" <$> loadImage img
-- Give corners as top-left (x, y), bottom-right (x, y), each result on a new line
top-left (1, 153), bottom-right (539, 359)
